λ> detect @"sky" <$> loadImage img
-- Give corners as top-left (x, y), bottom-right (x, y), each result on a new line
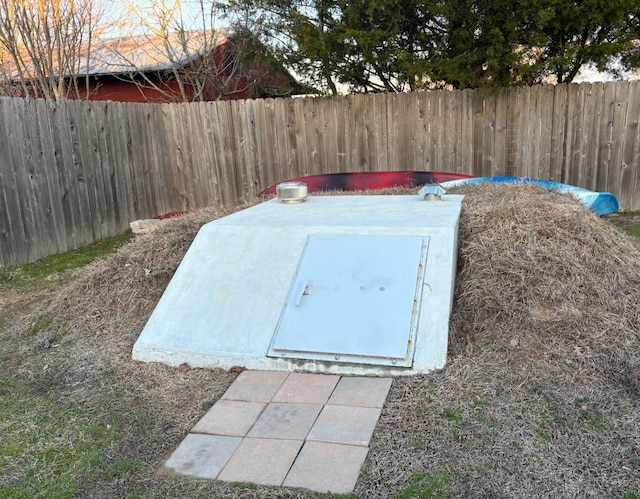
top-left (105, 0), bottom-right (226, 38)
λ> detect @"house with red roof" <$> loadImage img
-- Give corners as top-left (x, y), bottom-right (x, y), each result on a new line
top-left (1, 29), bottom-right (301, 102)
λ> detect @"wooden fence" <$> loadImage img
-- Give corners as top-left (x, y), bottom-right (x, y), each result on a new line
top-left (1, 81), bottom-right (640, 267)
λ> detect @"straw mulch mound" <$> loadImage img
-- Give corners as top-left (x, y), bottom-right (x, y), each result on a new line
top-left (5, 184), bottom-right (640, 498)
top-left (366, 183), bottom-right (640, 498)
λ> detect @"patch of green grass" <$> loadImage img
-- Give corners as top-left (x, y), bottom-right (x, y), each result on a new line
top-left (412, 438), bottom-right (426, 450)
top-left (474, 396), bottom-right (490, 407)
top-left (0, 377), bottom-right (122, 498)
top-left (622, 493), bottom-right (640, 499)
top-left (528, 384), bottom-right (544, 396)
top-left (440, 408), bottom-right (465, 425)
top-left (621, 226), bottom-right (640, 240)
top-left (412, 406), bottom-right (430, 419)
top-left (394, 471), bottom-right (451, 499)
top-left (537, 429), bottom-right (551, 441)
top-left (451, 429), bottom-right (464, 443)
top-left (476, 413), bottom-right (494, 427)
top-left (581, 410), bottom-right (613, 432)
top-left (0, 229), bottom-right (133, 286)
top-left (27, 316), bottom-right (53, 335)
top-left (230, 482), bottom-right (258, 489)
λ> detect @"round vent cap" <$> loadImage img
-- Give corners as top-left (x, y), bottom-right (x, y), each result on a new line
top-left (277, 182), bottom-right (308, 203)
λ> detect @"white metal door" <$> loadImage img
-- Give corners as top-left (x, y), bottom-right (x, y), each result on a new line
top-left (268, 234), bottom-right (429, 367)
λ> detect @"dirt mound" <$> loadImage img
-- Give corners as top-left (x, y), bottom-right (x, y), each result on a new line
top-left (9, 184), bottom-right (640, 497)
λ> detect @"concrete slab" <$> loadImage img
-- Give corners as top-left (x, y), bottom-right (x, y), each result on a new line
top-left (217, 437), bottom-right (303, 486)
top-left (163, 434), bottom-right (241, 480)
top-left (307, 405), bottom-right (381, 446)
top-left (282, 441), bottom-right (369, 494)
top-left (328, 377), bottom-right (393, 408)
top-left (272, 373), bottom-right (340, 404)
top-left (191, 400), bottom-right (266, 437)
top-left (247, 402), bottom-right (323, 440)
top-left (132, 194), bottom-right (464, 375)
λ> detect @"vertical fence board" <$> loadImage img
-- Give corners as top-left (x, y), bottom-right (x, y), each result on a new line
top-left (83, 102), bottom-right (108, 240)
top-left (74, 101), bottom-right (104, 241)
top-left (252, 99), bottom-right (272, 191)
top-left (515, 87), bottom-right (532, 178)
top-left (11, 99), bottom-right (45, 261)
top-left (283, 98), bottom-right (300, 179)
top-left (596, 83), bottom-right (616, 192)
top-left (494, 88), bottom-right (508, 175)
top-left (205, 101), bottom-right (226, 203)
top-left (0, 99), bottom-right (27, 266)
top-left (20, 99), bottom-right (58, 260)
top-left (368, 94), bottom-right (384, 171)
top-left (620, 83), bottom-right (640, 209)
top-left (330, 97), bottom-right (346, 173)
top-left (565, 85), bottom-right (585, 187)
top-left (459, 89), bottom-right (474, 174)
top-left (550, 84), bottom-right (568, 182)
top-left (291, 98), bottom-right (309, 176)
top-left (109, 103), bottom-right (135, 224)
top-left (586, 83), bottom-right (605, 190)
top-left (32, 100), bottom-right (64, 255)
top-left (608, 81), bottom-right (630, 201)
top-left (386, 94), bottom-right (400, 171)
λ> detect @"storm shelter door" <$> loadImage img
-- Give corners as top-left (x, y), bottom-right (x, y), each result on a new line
top-left (268, 234), bottom-right (429, 367)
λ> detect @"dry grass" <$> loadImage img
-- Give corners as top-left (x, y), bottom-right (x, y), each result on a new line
top-left (2, 184), bottom-right (640, 497)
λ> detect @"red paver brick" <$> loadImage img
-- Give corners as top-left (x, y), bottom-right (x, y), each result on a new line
top-left (221, 370), bottom-right (288, 402)
top-left (248, 402), bottom-right (323, 440)
top-left (328, 376), bottom-right (392, 408)
top-left (218, 437), bottom-right (303, 486)
top-left (282, 440), bottom-right (369, 493)
top-left (192, 400), bottom-right (266, 436)
top-left (163, 434), bottom-right (241, 480)
top-left (272, 373), bottom-right (340, 404)
top-left (307, 405), bottom-right (381, 446)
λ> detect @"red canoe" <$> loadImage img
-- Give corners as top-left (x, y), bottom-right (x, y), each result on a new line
top-left (259, 171), bottom-right (475, 196)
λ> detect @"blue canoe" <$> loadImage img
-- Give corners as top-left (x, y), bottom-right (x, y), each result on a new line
top-left (439, 176), bottom-right (619, 216)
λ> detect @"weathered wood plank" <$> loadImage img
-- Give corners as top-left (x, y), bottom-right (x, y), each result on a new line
top-left (493, 88), bottom-right (509, 176)
top-left (584, 83), bottom-right (605, 190)
top-left (596, 82), bottom-right (617, 192)
top-left (32, 99), bottom-right (66, 255)
top-left (550, 84), bottom-right (568, 182)
top-left (251, 98), bottom-right (274, 191)
top-left (564, 84), bottom-right (585, 187)
top-left (458, 89), bottom-right (474, 174)
top-left (15, 98), bottom-right (56, 261)
top-left (620, 82), bottom-right (640, 209)
top-left (607, 81), bottom-right (630, 201)
top-left (0, 99), bottom-right (28, 266)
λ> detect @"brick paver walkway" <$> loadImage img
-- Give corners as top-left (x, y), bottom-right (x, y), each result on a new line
top-left (163, 370), bottom-right (392, 494)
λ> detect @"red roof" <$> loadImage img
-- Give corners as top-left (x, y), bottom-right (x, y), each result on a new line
top-left (2, 29), bottom-right (233, 80)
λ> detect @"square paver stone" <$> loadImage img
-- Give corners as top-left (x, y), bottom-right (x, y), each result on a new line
top-left (221, 370), bottom-right (289, 402)
top-left (328, 377), bottom-right (392, 408)
top-left (283, 440), bottom-right (369, 494)
top-left (164, 434), bottom-right (241, 480)
top-left (307, 405), bottom-right (381, 446)
top-left (192, 400), bottom-right (266, 436)
top-left (218, 438), bottom-right (303, 486)
top-left (248, 402), bottom-right (323, 440)
top-left (272, 373), bottom-right (340, 404)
